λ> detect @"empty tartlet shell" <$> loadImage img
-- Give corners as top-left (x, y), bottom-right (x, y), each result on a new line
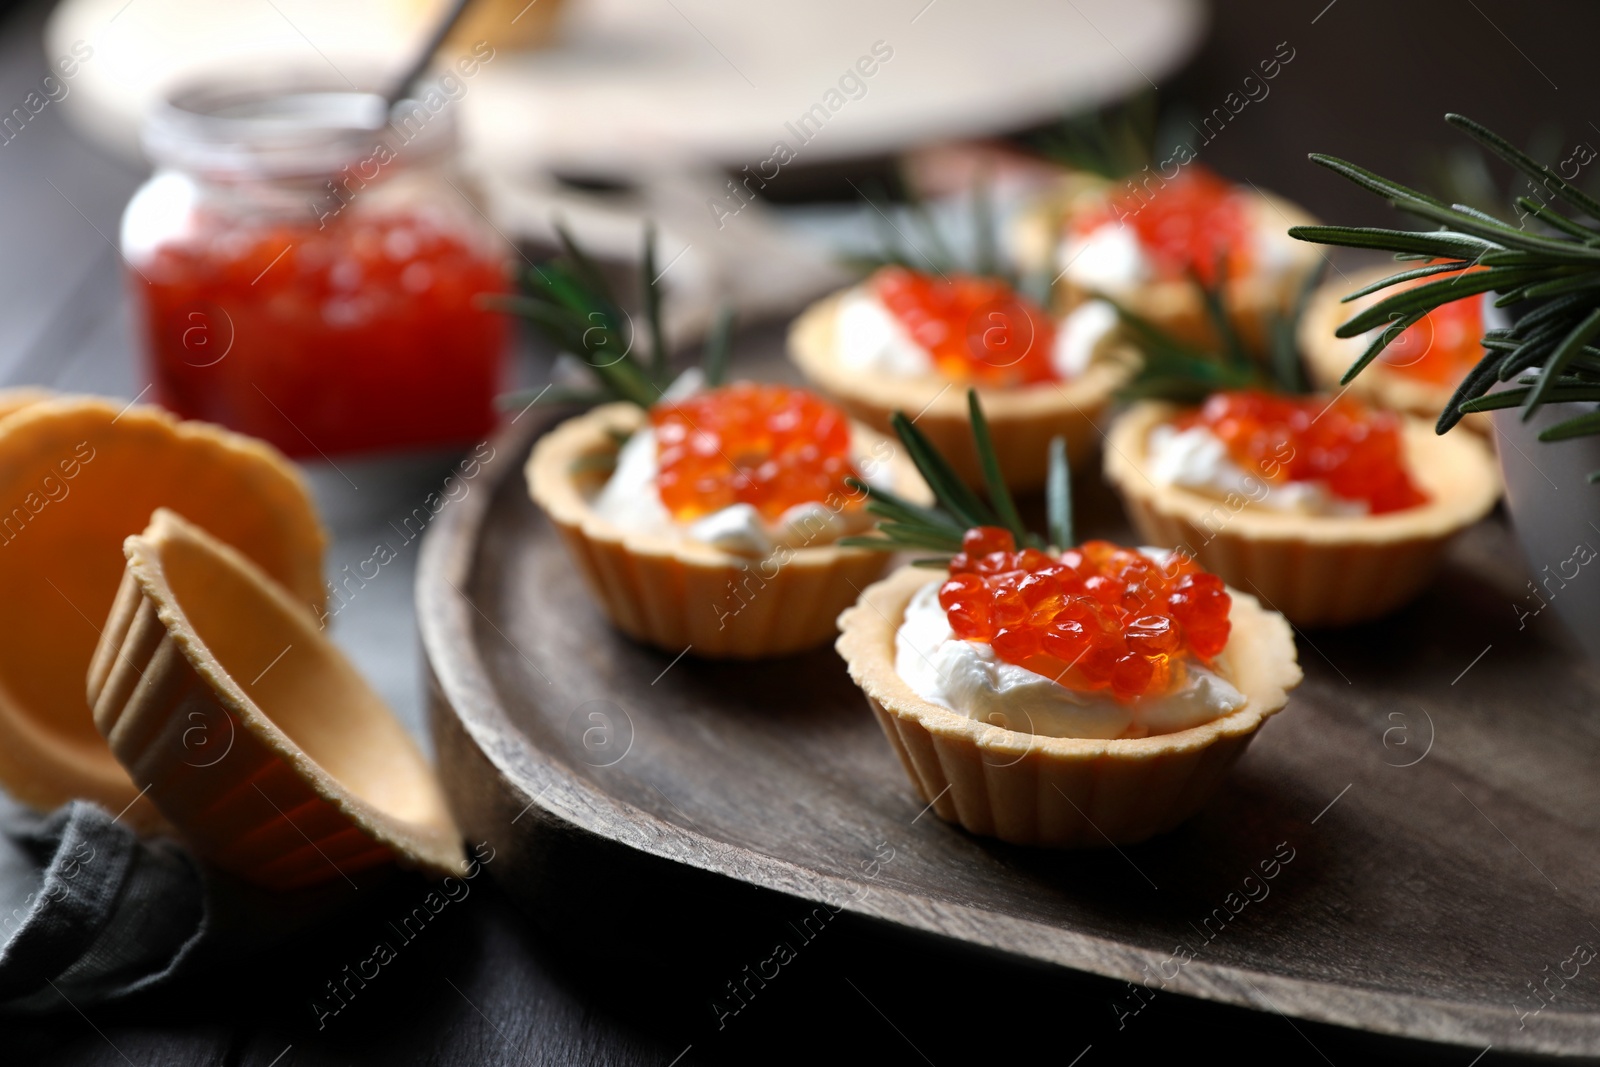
top-left (837, 565), bottom-right (1301, 848)
top-left (526, 401), bottom-right (931, 659)
top-left (787, 290), bottom-right (1129, 490)
top-left (89, 510), bottom-right (461, 891)
top-left (1300, 265), bottom-right (1491, 434)
top-left (0, 397), bottom-right (327, 825)
top-left (1104, 401), bottom-right (1502, 627)
top-left (1012, 179), bottom-right (1321, 354)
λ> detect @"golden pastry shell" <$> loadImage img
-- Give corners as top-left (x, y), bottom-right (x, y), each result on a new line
top-left (1103, 400), bottom-right (1502, 627)
top-left (526, 401), bottom-right (931, 659)
top-left (1012, 177), bottom-right (1322, 354)
top-left (837, 564), bottom-right (1301, 847)
top-left (89, 509), bottom-right (461, 890)
top-left (787, 290), bottom-right (1129, 490)
top-left (0, 397), bottom-right (327, 824)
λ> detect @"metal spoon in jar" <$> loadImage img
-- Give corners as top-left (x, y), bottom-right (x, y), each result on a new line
top-left (381, 0), bottom-right (478, 120)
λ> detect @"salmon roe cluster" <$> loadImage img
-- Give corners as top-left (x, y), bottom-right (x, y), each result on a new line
top-left (1075, 165), bottom-right (1252, 285)
top-left (871, 266), bottom-right (1059, 386)
top-left (1176, 389), bottom-right (1427, 514)
top-left (652, 383), bottom-right (861, 522)
top-left (1380, 265), bottom-right (1485, 385)
top-left (939, 527), bottom-right (1232, 702)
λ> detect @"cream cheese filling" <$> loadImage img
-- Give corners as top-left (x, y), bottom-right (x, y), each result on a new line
top-left (1145, 422), bottom-right (1369, 517)
top-left (894, 578), bottom-right (1246, 740)
top-left (834, 286), bottom-right (1111, 381)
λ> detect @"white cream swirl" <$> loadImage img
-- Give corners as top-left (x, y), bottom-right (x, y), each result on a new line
top-left (1145, 422), bottom-right (1368, 517)
top-left (894, 579), bottom-right (1246, 740)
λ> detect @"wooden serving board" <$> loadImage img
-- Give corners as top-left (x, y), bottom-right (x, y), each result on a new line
top-left (419, 359), bottom-right (1600, 1058)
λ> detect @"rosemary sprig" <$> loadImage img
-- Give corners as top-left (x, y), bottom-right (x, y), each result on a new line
top-left (1288, 113), bottom-right (1600, 448)
top-left (1103, 268), bottom-right (1316, 403)
top-left (1025, 90), bottom-right (1158, 180)
top-left (845, 175), bottom-right (1035, 291)
top-left (491, 224), bottom-right (734, 411)
top-left (838, 389), bottom-right (1074, 559)
top-left (701, 306), bottom-right (735, 388)
top-left (1046, 435), bottom-right (1073, 549)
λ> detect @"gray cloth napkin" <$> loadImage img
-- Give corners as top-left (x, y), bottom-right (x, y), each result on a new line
top-left (0, 800), bottom-right (207, 1012)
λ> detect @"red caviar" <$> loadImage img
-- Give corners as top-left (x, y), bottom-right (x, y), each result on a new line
top-left (870, 266), bottom-right (1058, 386)
top-left (1379, 264), bottom-right (1485, 385)
top-left (652, 382), bottom-right (861, 521)
top-left (135, 212), bottom-right (507, 457)
top-left (940, 527), bottom-right (1231, 701)
top-left (1176, 389), bottom-right (1427, 514)
top-left (1074, 165), bottom-right (1252, 285)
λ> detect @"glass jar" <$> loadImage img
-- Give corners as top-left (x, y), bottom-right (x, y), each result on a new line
top-left (121, 73), bottom-right (508, 457)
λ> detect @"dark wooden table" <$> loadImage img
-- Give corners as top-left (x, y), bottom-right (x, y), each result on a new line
top-left (6, 0), bottom-right (1600, 1062)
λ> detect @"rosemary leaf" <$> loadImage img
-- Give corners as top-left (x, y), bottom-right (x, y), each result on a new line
top-left (1288, 224), bottom-right (1492, 259)
top-left (1397, 198), bottom-right (1600, 259)
top-left (1459, 384), bottom-right (1600, 413)
top-left (1447, 113), bottom-right (1600, 223)
top-left (1497, 335), bottom-right (1560, 381)
top-left (1439, 352), bottom-right (1514, 431)
top-left (1337, 261), bottom-right (1478, 302)
top-left (701, 305), bottom-right (735, 387)
top-left (1335, 268), bottom-right (1546, 337)
top-left (875, 522), bottom-right (966, 551)
top-left (554, 220), bottom-right (620, 309)
top-left (1539, 410), bottom-right (1600, 442)
top-left (643, 224), bottom-right (667, 385)
top-left (967, 389), bottom-right (1026, 542)
top-left (1340, 310), bottom-right (1426, 385)
top-left (889, 412), bottom-right (996, 529)
top-left (846, 477), bottom-right (964, 534)
top-left (972, 168), bottom-right (998, 279)
top-left (1193, 266), bottom-right (1251, 373)
top-left (1306, 153), bottom-right (1452, 211)
top-left (1514, 197), bottom-right (1600, 241)
top-left (1520, 273), bottom-right (1600, 300)
top-left (1451, 202), bottom-right (1510, 227)
top-left (1523, 307), bottom-right (1600, 416)
top-left (1046, 435), bottom-right (1073, 549)
top-left (837, 535), bottom-right (901, 551)
top-left (1270, 262), bottom-right (1325, 395)
top-left (909, 196), bottom-right (958, 276)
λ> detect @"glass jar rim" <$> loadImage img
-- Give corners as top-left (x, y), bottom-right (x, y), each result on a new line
top-left (143, 69), bottom-right (457, 182)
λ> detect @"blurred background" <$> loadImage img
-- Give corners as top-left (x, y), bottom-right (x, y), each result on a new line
top-left (4, 0), bottom-right (1598, 398)
top-left (7, 0), bottom-right (1600, 391)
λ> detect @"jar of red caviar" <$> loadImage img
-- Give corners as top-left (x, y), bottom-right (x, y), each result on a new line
top-left (121, 74), bottom-right (508, 457)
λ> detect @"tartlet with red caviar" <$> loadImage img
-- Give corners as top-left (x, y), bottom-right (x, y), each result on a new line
top-left (503, 229), bottom-right (928, 658)
top-left (788, 194), bottom-right (1128, 490)
top-left (1102, 290), bottom-right (1500, 626)
top-left (1300, 263), bottom-right (1493, 432)
top-left (1014, 164), bottom-right (1320, 354)
top-left (836, 393), bottom-right (1300, 847)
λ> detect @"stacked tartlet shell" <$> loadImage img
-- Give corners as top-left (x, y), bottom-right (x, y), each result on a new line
top-left (0, 396), bottom-right (327, 824)
top-left (1299, 264), bottom-right (1492, 434)
top-left (1012, 178), bottom-right (1321, 355)
top-left (90, 510), bottom-right (461, 890)
top-left (787, 290), bottom-right (1129, 490)
top-left (527, 401), bottom-right (931, 659)
top-left (1104, 401), bottom-right (1502, 627)
top-left (837, 565), bottom-right (1301, 847)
